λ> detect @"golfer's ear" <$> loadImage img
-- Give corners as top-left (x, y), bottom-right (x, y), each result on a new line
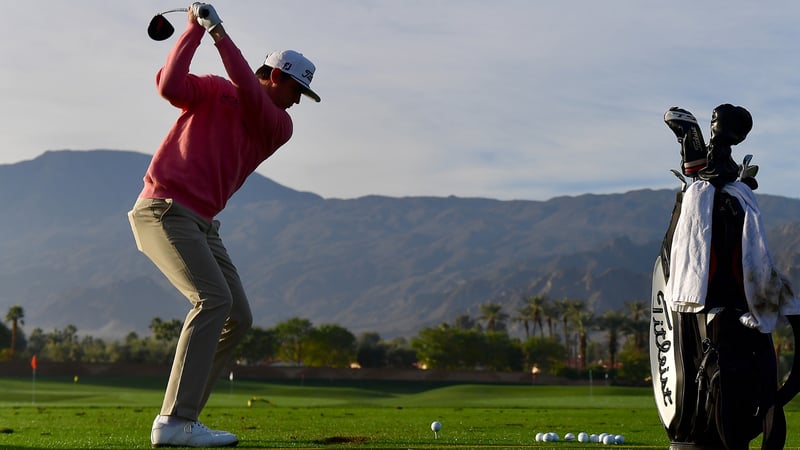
top-left (269, 68), bottom-right (284, 84)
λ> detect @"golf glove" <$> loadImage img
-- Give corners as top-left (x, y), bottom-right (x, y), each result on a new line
top-left (192, 2), bottom-right (222, 31)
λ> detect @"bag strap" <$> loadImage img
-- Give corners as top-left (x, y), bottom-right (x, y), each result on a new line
top-left (660, 185), bottom-right (685, 280)
top-left (777, 314), bottom-right (800, 407)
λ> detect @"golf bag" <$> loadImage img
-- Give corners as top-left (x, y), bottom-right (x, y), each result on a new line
top-left (650, 176), bottom-right (800, 450)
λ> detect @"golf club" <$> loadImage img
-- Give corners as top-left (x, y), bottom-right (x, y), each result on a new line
top-left (739, 154), bottom-right (758, 180)
top-left (148, 7), bottom-right (209, 41)
top-left (670, 168), bottom-right (687, 192)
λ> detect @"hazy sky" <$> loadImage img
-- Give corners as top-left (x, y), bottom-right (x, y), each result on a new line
top-left (3, 1), bottom-right (800, 201)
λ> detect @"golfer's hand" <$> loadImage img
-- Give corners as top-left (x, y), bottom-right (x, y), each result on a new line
top-left (191, 2), bottom-right (222, 32)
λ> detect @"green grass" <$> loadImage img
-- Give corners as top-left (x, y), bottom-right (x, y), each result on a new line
top-left (0, 376), bottom-right (798, 449)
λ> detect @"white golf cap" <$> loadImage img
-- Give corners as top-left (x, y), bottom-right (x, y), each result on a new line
top-left (264, 50), bottom-right (321, 102)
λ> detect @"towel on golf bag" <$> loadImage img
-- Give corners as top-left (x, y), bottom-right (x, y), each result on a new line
top-left (666, 180), bottom-right (800, 333)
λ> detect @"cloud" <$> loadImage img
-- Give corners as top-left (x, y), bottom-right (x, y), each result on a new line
top-left (2, 1), bottom-right (800, 200)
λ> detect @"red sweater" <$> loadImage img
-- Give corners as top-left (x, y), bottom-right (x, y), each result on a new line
top-left (139, 23), bottom-right (293, 220)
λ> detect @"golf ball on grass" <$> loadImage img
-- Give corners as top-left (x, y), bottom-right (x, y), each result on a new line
top-left (535, 432), bottom-right (544, 442)
top-left (603, 434), bottom-right (616, 445)
top-left (577, 432), bottom-right (589, 443)
top-left (615, 434), bottom-right (625, 444)
top-left (430, 421), bottom-right (442, 440)
top-left (564, 432), bottom-right (575, 441)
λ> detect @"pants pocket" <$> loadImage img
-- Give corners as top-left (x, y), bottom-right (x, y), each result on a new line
top-left (146, 198), bottom-right (174, 221)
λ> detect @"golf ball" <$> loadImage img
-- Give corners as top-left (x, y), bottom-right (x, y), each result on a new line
top-left (590, 433), bottom-right (599, 443)
top-left (535, 432), bottom-right (544, 442)
top-left (615, 434), bottom-right (625, 444)
top-left (602, 434), bottom-right (615, 445)
top-left (564, 432), bottom-right (575, 441)
top-left (431, 421), bottom-right (442, 432)
top-left (577, 432), bottom-right (589, 443)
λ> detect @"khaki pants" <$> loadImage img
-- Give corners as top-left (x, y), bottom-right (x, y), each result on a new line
top-left (128, 198), bottom-right (252, 421)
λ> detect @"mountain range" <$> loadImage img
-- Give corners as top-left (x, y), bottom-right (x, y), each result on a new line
top-left (2, 150), bottom-right (800, 340)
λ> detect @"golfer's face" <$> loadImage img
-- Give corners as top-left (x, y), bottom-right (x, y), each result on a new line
top-left (274, 77), bottom-right (303, 109)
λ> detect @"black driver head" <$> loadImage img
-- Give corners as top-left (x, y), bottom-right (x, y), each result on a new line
top-left (148, 14), bottom-right (175, 41)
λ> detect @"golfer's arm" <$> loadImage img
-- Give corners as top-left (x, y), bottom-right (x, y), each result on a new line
top-left (213, 25), bottom-right (263, 98)
top-left (209, 25), bottom-right (227, 43)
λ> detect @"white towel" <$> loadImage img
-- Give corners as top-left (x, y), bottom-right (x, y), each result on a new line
top-left (665, 181), bottom-right (714, 314)
top-left (665, 180), bottom-right (800, 333)
top-left (723, 182), bottom-right (800, 332)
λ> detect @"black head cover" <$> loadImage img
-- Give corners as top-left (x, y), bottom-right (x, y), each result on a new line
top-left (699, 104), bottom-right (753, 186)
top-left (710, 104), bottom-right (753, 147)
top-left (148, 14), bottom-right (175, 41)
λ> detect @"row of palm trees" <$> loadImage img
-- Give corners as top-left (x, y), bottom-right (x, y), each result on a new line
top-left (5, 298), bottom-right (649, 371)
top-left (3, 297), bottom-right (647, 355)
top-left (5, 295), bottom-right (649, 376)
top-left (474, 296), bottom-right (649, 370)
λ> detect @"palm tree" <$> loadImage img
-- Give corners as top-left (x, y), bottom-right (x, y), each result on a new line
top-left (512, 304), bottom-right (533, 339)
top-left (541, 299), bottom-right (561, 340)
top-left (570, 305), bottom-right (594, 371)
top-left (5, 305), bottom-right (24, 359)
top-left (557, 299), bottom-right (588, 368)
top-left (553, 299), bottom-right (575, 357)
top-left (597, 310), bottom-right (628, 370)
top-left (478, 303), bottom-right (508, 333)
top-left (624, 300), bottom-right (648, 352)
top-left (524, 295), bottom-right (548, 338)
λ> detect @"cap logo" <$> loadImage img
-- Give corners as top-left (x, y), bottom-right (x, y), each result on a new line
top-left (264, 50), bottom-right (320, 101)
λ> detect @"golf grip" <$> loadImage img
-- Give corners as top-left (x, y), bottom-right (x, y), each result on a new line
top-left (198, 6), bottom-right (209, 18)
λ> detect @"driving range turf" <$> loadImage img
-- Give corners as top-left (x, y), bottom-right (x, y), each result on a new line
top-left (1, 375), bottom-right (798, 449)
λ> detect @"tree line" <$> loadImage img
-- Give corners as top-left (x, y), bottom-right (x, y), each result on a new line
top-left (2, 298), bottom-right (796, 384)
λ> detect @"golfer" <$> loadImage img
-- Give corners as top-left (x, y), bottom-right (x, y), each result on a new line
top-left (128, 3), bottom-right (320, 447)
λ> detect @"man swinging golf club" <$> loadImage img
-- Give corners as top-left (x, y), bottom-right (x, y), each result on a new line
top-left (128, 2), bottom-right (321, 447)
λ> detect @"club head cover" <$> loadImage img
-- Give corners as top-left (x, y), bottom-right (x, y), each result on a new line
top-left (148, 14), bottom-right (175, 41)
top-left (664, 107), bottom-right (707, 177)
top-left (700, 104), bottom-right (752, 186)
top-left (710, 104), bottom-right (753, 147)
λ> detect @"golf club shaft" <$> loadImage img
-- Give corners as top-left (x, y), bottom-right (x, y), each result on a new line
top-left (158, 8), bottom-right (187, 15)
top-left (157, 7), bottom-right (209, 17)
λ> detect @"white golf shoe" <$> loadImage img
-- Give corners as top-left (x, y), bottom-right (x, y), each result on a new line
top-left (151, 416), bottom-right (238, 448)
